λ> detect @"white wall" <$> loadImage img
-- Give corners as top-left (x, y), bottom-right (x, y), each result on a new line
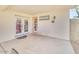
top-left (0, 11), bottom-right (32, 43)
top-left (0, 7), bottom-right (70, 43)
top-left (0, 12), bottom-right (15, 42)
top-left (35, 8), bottom-right (69, 40)
top-left (70, 18), bottom-right (79, 41)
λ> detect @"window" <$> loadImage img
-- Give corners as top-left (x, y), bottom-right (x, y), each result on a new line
top-left (70, 5), bottom-right (79, 19)
top-left (70, 9), bottom-right (78, 19)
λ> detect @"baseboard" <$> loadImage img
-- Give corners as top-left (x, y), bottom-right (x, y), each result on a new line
top-left (0, 38), bottom-right (15, 43)
top-left (37, 32), bottom-right (69, 41)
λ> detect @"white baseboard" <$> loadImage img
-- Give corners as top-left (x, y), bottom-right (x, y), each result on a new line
top-left (37, 32), bottom-right (68, 40)
top-left (0, 38), bottom-right (15, 43)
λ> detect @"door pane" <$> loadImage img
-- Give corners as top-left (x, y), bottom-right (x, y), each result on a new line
top-left (16, 18), bottom-right (22, 34)
top-left (24, 20), bottom-right (28, 32)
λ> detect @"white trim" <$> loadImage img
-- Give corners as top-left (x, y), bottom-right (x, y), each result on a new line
top-left (37, 32), bottom-right (69, 40)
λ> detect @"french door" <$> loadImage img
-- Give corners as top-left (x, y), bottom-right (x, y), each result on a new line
top-left (16, 17), bottom-right (28, 38)
top-left (32, 16), bottom-right (38, 33)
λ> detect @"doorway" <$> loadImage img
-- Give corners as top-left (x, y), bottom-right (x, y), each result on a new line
top-left (15, 16), bottom-right (28, 38)
top-left (32, 16), bottom-right (38, 33)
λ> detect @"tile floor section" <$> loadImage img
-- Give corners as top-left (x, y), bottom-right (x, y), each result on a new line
top-left (0, 34), bottom-right (74, 54)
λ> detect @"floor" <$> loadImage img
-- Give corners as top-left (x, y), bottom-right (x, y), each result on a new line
top-left (71, 40), bottom-right (79, 54)
top-left (70, 19), bottom-right (79, 54)
top-left (0, 34), bottom-right (74, 54)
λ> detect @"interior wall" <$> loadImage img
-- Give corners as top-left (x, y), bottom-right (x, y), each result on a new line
top-left (0, 11), bottom-right (32, 43)
top-left (70, 19), bottom-right (79, 41)
top-left (34, 8), bottom-right (70, 40)
top-left (0, 7), bottom-right (70, 43)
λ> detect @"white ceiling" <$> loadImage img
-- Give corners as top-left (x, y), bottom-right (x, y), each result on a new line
top-left (0, 5), bottom-right (73, 14)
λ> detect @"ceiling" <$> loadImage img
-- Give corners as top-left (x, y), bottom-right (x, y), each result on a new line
top-left (0, 5), bottom-right (73, 15)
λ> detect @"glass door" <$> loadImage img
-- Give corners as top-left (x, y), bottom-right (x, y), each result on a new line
top-left (15, 17), bottom-right (28, 38)
top-left (24, 20), bottom-right (28, 32)
top-left (32, 16), bottom-right (38, 33)
top-left (16, 18), bottom-right (22, 34)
